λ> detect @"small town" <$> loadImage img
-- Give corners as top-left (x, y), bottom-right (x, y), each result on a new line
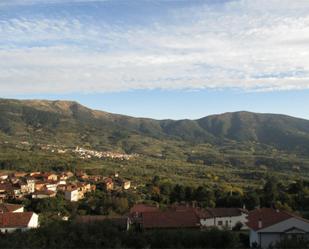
top-left (0, 169), bottom-right (308, 248)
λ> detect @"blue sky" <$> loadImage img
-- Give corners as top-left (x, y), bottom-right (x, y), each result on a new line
top-left (1, 0), bottom-right (309, 119)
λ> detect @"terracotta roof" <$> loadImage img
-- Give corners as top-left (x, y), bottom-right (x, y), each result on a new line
top-left (142, 210), bottom-right (200, 229)
top-left (103, 178), bottom-right (113, 184)
top-left (247, 208), bottom-right (294, 231)
top-left (0, 212), bottom-right (34, 228)
top-left (168, 205), bottom-right (212, 219)
top-left (206, 208), bottom-right (246, 218)
top-left (0, 183), bottom-right (14, 191)
top-left (130, 204), bottom-right (159, 214)
top-left (0, 203), bottom-right (23, 213)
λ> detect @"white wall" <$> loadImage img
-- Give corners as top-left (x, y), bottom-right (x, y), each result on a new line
top-left (65, 190), bottom-right (79, 202)
top-left (200, 213), bottom-right (247, 230)
top-left (249, 229), bottom-right (258, 247)
top-left (28, 213), bottom-right (39, 228)
top-left (260, 233), bottom-right (281, 249)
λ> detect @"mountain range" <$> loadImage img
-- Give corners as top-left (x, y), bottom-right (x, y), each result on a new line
top-left (1, 98), bottom-right (309, 166)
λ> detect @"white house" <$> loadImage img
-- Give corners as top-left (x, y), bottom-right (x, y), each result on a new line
top-left (199, 208), bottom-right (248, 230)
top-left (247, 208), bottom-right (309, 248)
top-left (0, 212), bottom-right (39, 233)
top-left (65, 188), bottom-right (79, 202)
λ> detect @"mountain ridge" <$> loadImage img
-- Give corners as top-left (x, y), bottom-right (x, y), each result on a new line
top-left (1, 98), bottom-right (309, 157)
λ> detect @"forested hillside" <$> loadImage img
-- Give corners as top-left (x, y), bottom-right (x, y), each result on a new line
top-left (1, 98), bottom-right (309, 177)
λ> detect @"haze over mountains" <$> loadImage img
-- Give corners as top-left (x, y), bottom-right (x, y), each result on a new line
top-left (1, 98), bottom-right (309, 157)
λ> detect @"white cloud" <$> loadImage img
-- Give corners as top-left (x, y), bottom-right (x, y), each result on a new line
top-left (1, 0), bottom-right (309, 94)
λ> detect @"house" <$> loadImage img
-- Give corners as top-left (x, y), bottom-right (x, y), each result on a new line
top-left (199, 208), bottom-right (248, 230)
top-left (42, 173), bottom-right (58, 181)
top-left (0, 173), bottom-right (9, 181)
top-left (76, 182), bottom-right (92, 193)
top-left (44, 181), bottom-right (58, 192)
top-left (103, 178), bottom-right (113, 191)
top-left (19, 177), bottom-right (35, 194)
top-left (12, 187), bottom-right (23, 199)
top-left (0, 203), bottom-right (24, 213)
top-left (141, 210), bottom-right (200, 230)
top-left (30, 171), bottom-right (41, 177)
top-left (65, 188), bottom-right (79, 202)
top-left (13, 172), bottom-right (27, 178)
top-left (32, 190), bottom-right (56, 199)
top-left (122, 180), bottom-right (131, 190)
top-left (59, 171), bottom-right (74, 180)
top-left (75, 216), bottom-right (130, 231)
top-left (0, 212), bottom-right (39, 233)
top-left (25, 177), bottom-right (36, 193)
top-left (247, 208), bottom-right (309, 248)
top-left (0, 183), bottom-right (12, 200)
top-left (35, 181), bottom-right (46, 191)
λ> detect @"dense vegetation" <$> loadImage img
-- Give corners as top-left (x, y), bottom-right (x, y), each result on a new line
top-left (0, 220), bottom-right (249, 249)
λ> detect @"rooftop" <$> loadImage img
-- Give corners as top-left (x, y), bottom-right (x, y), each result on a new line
top-left (0, 212), bottom-right (34, 228)
top-left (247, 208), bottom-right (297, 231)
top-left (142, 210), bottom-right (200, 229)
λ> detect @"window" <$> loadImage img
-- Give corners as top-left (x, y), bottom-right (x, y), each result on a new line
top-left (218, 221), bottom-right (223, 226)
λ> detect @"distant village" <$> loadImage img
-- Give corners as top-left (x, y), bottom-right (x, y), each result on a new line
top-left (1, 141), bottom-right (138, 161)
top-left (41, 144), bottom-right (137, 160)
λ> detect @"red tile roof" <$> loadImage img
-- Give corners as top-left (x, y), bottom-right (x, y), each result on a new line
top-left (0, 183), bottom-right (14, 191)
top-left (0, 212), bottom-right (34, 228)
top-left (206, 208), bottom-right (247, 218)
top-left (142, 210), bottom-right (200, 229)
top-left (0, 203), bottom-right (23, 213)
top-left (130, 204), bottom-right (159, 214)
top-left (168, 205), bottom-right (212, 219)
top-left (247, 208), bottom-right (294, 231)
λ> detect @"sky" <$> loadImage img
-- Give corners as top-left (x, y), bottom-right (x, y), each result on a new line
top-left (1, 0), bottom-right (309, 119)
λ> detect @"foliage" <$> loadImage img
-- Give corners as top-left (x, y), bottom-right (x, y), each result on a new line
top-left (0, 221), bottom-right (245, 249)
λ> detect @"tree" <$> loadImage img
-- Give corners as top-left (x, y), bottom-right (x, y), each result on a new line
top-left (170, 184), bottom-right (185, 203)
top-left (262, 177), bottom-right (279, 207)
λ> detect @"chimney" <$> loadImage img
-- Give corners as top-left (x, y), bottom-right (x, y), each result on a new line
top-left (258, 218), bottom-right (262, 229)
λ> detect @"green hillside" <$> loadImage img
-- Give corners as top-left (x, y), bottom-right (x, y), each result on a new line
top-left (0, 98), bottom-right (309, 180)
top-left (1, 98), bottom-right (309, 152)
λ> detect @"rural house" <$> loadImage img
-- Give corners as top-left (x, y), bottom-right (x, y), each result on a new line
top-left (247, 208), bottom-right (309, 248)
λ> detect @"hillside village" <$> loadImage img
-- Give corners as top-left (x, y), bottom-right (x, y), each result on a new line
top-left (0, 170), bottom-right (131, 202)
top-left (20, 141), bottom-right (137, 160)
